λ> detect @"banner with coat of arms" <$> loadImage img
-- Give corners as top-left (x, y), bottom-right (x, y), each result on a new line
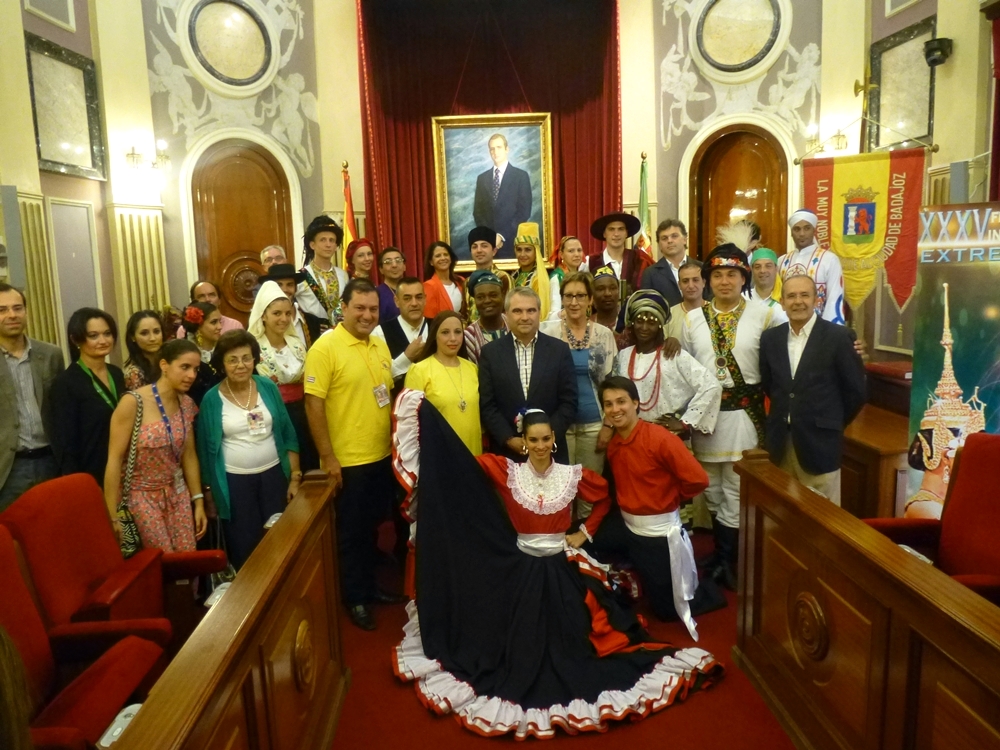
top-left (802, 148), bottom-right (925, 311)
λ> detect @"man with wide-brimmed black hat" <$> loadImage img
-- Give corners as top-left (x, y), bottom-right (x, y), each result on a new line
top-left (587, 212), bottom-right (654, 306)
top-left (258, 262), bottom-right (327, 347)
top-left (300, 215), bottom-right (349, 324)
top-left (679, 243), bottom-right (786, 591)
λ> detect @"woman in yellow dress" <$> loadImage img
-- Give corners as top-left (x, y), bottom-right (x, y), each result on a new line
top-left (403, 311), bottom-right (481, 456)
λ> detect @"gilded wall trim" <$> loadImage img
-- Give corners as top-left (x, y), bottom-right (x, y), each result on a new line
top-left (109, 205), bottom-right (171, 344)
top-left (17, 192), bottom-right (60, 346)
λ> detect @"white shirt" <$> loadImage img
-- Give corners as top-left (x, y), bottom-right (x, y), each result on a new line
top-left (601, 249), bottom-right (623, 279)
top-left (788, 313), bottom-right (818, 378)
top-left (443, 282), bottom-right (462, 312)
top-left (221, 397), bottom-right (280, 473)
top-left (777, 243), bottom-right (845, 324)
top-left (371, 317), bottom-right (428, 379)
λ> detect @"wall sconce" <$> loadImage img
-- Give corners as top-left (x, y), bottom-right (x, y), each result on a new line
top-left (126, 147), bottom-right (144, 169)
top-left (153, 139), bottom-right (170, 170)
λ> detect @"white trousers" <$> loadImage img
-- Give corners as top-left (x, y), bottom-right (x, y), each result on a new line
top-left (565, 421), bottom-right (604, 519)
top-left (702, 461), bottom-right (741, 529)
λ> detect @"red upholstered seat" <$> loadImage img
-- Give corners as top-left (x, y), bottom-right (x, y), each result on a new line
top-left (0, 525), bottom-right (164, 749)
top-left (865, 432), bottom-right (1000, 604)
top-left (0, 474), bottom-right (226, 643)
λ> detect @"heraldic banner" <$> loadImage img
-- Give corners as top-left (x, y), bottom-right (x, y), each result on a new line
top-left (905, 204), bottom-right (999, 519)
top-left (802, 148), bottom-right (924, 311)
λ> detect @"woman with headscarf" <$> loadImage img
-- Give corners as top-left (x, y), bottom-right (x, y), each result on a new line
top-left (613, 289), bottom-right (721, 436)
top-left (249, 280), bottom-right (316, 471)
top-left (346, 238), bottom-right (377, 282)
top-left (511, 222), bottom-right (560, 320)
top-left (547, 235), bottom-right (588, 289)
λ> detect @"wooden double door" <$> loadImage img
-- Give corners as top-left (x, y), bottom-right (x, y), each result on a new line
top-left (192, 140), bottom-right (294, 325)
top-left (689, 124), bottom-right (787, 260)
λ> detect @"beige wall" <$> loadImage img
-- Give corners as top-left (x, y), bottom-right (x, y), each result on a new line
top-left (620, 0), bottom-right (658, 221)
top-left (0, 2), bottom-right (41, 193)
top-left (818, 0), bottom-right (868, 166)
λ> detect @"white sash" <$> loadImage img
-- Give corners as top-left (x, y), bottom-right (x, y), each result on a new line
top-left (516, 533), bottom-right (565, 557)
top-left (621, 509), bottom-right (701, 641)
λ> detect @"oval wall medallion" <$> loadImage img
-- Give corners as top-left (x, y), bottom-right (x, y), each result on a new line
top-left (293, 618), bottom-right (315, 692)
top-left (696, 0), bottom-right (781, 72)
top-left (792, 591), bottom-right (829, 662)
top-left (190, 0), bottom-right (271, 86)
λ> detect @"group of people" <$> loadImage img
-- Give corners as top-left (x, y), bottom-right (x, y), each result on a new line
top-left (0, 203), bottom-right (865, 740)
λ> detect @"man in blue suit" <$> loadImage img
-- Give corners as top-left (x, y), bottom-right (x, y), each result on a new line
top-left (473, 133), bottom-right (532, 257)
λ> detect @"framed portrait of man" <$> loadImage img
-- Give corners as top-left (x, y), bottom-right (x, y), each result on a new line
top-left (432, 112), bottom-right (554, 271)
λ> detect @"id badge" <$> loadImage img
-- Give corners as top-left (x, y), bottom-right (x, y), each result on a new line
top-left (373, 383), bottom-right (390, 408)
top-left (246, 408), bottom-right (267, 435)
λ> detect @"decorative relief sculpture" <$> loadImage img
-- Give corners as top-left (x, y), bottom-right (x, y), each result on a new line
top-left (658, 0), bottom-right (820, 150)
top-left (148, 0), bottom-right (319, 176)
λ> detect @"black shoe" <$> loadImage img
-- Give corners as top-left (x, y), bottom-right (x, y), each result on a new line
top-left (689, 578), bottom-right (729, 616)
top-left (710, 525), bottom-right (740, 592)
top-left (347, 604), bottom-right (376, 630)
top-left (373, 589), bottom-right (408, 605)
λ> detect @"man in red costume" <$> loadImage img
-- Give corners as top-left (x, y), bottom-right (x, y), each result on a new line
top-left (591, 375), bottom-right (726, 639)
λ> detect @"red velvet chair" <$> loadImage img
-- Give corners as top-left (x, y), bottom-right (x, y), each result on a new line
top-left (0, 525), bottom-right (164, 750)
top-left (0, 474), bottom-right (226, 643)
top-left (865, 431), bottom-right (1000, 604)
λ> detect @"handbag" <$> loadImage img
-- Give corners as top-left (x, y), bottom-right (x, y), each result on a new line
top-left (117, 392), bottom-right (144, 558)
top-left (206, 516), bottom-right (237, 592)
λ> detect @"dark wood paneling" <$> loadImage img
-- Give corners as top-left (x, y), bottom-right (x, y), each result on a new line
top-left (113, 474), bottom-right (349, 750)
top-left (689, 124), bottom-right (788, 259)
top-left (734, 450), bottom-right (1000, 750)
top-left (842, 405), bottom-right (910, 518)
top-left (192, 140), bottom-right (293, 325)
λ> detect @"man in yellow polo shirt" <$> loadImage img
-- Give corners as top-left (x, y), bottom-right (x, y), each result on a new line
top-left (305, 278), bottom-right (405, 631)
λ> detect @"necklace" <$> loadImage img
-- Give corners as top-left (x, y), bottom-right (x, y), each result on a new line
top-left (628, 346), bottom-right (662, 413)
top-left (563, 320), bottom-right (591, 350)
top-left (441, 360), bottom-right (467, 411)
top-left (225, 379), bottom-right (255, 410)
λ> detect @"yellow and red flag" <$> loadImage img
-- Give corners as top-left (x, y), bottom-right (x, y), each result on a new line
top-left (342, 163), bottom-right (359, 270)
top-left (803, 148), bottom-right (924, 310)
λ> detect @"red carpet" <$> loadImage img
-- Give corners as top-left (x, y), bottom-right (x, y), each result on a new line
top-left (332, 531), bottom-right (795, 749)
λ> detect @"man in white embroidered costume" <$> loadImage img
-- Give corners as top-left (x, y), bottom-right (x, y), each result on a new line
top-left (681, 244), bottom-right (786, 590)
top-left (778, 208), bottom-right (845, 324)
top-left (298, 214), bottom-right (349, 326)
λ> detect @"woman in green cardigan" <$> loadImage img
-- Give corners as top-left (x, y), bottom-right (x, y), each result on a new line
top-left (196, 330), bottom-right (300, 569)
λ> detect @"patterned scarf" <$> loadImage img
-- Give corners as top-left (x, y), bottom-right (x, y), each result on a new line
top-left (702, 300), bottom-right (765, 445)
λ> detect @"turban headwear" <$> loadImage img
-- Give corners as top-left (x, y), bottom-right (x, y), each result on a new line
top-left (468, 225), bottom-right (496, 249)
top-left (593, 264), bottom-right (618, 281)
top-left (467, 270), bottom-right (503, 296)
top-left (514, 222), bottom-right (550, 319)
top-left (625, 289), bottom-right (671, 326)
top-left (788, 209), bottom-right (818, 228)
top-left (702, 243), bottom-right (753, 295)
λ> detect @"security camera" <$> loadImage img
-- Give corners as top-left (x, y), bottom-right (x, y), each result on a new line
top-left (924, 38), bottom-right (953, 67)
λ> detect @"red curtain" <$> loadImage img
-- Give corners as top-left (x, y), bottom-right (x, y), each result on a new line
top-left (356, 0), bottom-right (621, 275)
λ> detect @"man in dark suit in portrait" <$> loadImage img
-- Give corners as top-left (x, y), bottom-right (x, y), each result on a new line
top-left (759, 275), bottom-right (866, 507)
top-left (479, 287), bottom-right (577, 464)
top-left (473, 133), bottom-right (532, 253)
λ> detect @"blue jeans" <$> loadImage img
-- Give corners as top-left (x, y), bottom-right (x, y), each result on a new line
top-left (0, 455), bottom-right (58, 511)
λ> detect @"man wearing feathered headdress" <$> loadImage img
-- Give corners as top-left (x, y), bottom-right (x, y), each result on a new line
top-left (679, 243), bottom-right (786, 591)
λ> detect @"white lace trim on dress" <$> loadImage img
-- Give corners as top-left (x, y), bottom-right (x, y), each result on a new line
top-left (505, 458), bottom-right (582, 515)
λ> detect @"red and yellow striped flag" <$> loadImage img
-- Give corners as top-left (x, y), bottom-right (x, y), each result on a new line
top-left (803, 148), bottom-right (924, 310)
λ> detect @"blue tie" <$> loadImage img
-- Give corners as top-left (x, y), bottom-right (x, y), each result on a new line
top-left (493, 167), bottom-right (500, 201)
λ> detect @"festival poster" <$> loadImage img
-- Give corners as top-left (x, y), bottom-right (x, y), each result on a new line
top-left (905, 204), bottom-right (1000, 519)
top-left (802, 149), bottom-right (924, 312)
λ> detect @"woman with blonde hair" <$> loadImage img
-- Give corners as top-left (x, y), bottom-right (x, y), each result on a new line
top-left (249, 280), bottom-right (316, 470)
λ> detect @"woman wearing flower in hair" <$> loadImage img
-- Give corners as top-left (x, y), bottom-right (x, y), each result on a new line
top-left (180, 301), bottom-right (224, 405)
top-left (249, 280), bottom-right (317, 471)
top-left (391, 397), bottom-right (722, 739)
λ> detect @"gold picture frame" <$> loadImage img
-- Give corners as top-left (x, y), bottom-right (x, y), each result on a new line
top-left (431, 112), bottom-right (554, 273)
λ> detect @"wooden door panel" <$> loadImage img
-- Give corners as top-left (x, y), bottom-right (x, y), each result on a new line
top-left (690, 126), bottom-right (787, 261)
top-left (192, 140), bottom-right (293, 325)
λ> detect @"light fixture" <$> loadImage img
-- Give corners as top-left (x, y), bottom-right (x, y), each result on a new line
top-left (153, 140), bottom-right (170, 170)
top-left (126, 147), bottom-right (143, 169)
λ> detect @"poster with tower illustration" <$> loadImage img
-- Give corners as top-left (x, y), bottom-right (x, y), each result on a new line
top-left (905, 205), bottom-right (1000, 518)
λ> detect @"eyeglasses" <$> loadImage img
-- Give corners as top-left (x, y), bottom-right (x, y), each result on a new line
top-left (561, 293), bottom-right (589, 302)
top-left (224, 354), bottom-right (255, 367)
top-left (382, 258), bottom-right (406, 266)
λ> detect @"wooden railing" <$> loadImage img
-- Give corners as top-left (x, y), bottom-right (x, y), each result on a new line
top-left (114, 473), bottom-right (350, 750)
top-left (734, 449), bottom-right (1000, 750)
